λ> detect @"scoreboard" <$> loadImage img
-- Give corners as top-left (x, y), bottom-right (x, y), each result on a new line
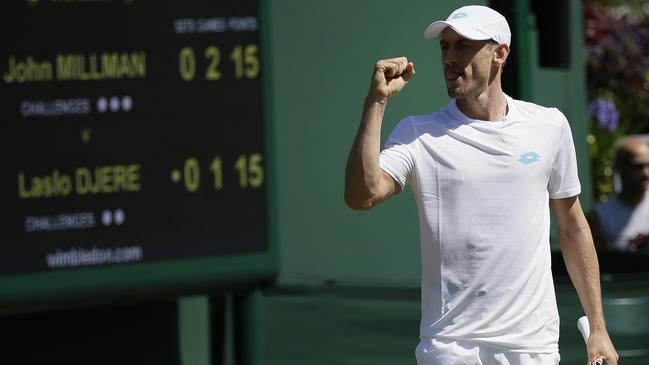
top-left (0, 0), bottom-right (275, 308)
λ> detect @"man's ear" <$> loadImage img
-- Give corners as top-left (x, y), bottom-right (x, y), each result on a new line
top-left (494, 44), bottom-right (510, 66)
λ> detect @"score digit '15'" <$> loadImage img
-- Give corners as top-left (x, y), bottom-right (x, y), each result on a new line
top-left (178, 45), bottom-right (259, 81)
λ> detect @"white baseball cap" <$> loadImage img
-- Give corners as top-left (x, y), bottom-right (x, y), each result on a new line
top-left (424, 5), bottom-right (511, 46)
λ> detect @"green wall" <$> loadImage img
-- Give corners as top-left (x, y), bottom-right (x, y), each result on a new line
top-left (267, 0), bottom-right (593, 286)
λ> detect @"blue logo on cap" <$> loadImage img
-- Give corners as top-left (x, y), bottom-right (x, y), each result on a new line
top-left (451, 12), bottom-right (469, 19)
top-left (518, 151), bottom-right (541, 165)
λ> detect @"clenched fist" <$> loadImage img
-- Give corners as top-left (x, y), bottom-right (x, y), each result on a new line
top-left (368, 57), bottom-right (416, 103)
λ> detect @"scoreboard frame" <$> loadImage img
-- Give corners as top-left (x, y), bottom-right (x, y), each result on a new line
top-left (0, 0), bottom-right (277, 312)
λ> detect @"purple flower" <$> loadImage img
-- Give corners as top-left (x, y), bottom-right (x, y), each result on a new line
top-left (588, 98), bottom-right (619, 132)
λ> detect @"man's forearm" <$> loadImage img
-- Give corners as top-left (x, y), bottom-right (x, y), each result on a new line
top-left (552, 197), bottom-right (617, 363)
top-left (344, 97), bottom-right (388, 209)
top-left (558, 221), bottom-right (607, 332)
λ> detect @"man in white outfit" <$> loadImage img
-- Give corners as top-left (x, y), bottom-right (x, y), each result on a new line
top-left (344, 5), bottom-right (618, 365)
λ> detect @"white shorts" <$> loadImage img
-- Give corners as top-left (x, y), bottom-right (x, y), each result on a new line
top-left (415, 337), bottom-right (560, 365)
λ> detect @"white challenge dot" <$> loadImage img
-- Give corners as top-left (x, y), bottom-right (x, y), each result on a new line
top-left (114, 209), bottom-right (125, 225)
top-left (110, 96), bottom-right (121, 112)
top-left (121, 96), bottom-right (133, 112)
top-left (97, 97), bottom-right (108, 113)
top-left (101, 210), bottom-right (113, 226)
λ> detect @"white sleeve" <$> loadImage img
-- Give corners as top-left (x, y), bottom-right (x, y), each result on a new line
top-left (548, 113), bottom-right (581, 199)
top-left (379, 118), bottom-right (415, 189)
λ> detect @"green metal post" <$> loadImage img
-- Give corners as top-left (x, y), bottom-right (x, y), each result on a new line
top-left (514, 0), bottom-right (533, 100)
top-left (234, 289), bottom-right (264, 365)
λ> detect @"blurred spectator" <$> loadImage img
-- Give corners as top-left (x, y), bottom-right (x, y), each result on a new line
top-left (590, 137), bottom-right (649, 252)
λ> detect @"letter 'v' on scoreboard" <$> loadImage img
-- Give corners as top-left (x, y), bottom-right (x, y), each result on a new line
top-left (0, 0), bottom-right (276, 310)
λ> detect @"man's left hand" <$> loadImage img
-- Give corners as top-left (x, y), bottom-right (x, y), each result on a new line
top-left (587, 330), bottom-right (618, 365)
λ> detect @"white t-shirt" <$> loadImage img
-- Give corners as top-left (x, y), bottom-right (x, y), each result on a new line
top-left (594, 191), bottom-right (649, 251)
top-left (379, 96), bottom-right (581, 352)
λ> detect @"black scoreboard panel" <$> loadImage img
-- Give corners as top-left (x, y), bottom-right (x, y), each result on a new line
top-left (0, 0), bottom-right (268, 278)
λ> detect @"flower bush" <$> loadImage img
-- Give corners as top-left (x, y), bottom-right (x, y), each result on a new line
top-left (584, 0), bottom-right (649, 201)
top-left (586, 96), bottom-right (624, 199)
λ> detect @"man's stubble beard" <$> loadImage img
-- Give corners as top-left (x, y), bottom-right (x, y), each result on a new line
top-left (445, 74), bottom-right (489, 100)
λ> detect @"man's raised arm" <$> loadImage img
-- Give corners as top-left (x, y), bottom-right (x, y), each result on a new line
top-left (344, 57), bottom-right (415, 210)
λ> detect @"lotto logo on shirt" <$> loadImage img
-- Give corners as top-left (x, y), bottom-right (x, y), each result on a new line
top-left (518, 151), bottom-right (541, 165)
